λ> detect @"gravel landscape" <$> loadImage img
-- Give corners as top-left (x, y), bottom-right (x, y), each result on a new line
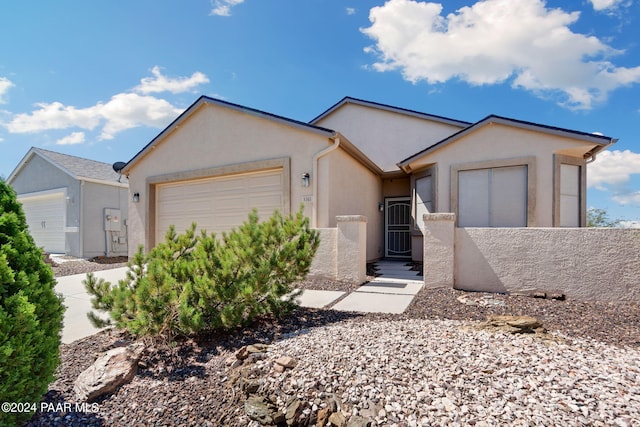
top-left (25, 260), bottom-right (640, 426)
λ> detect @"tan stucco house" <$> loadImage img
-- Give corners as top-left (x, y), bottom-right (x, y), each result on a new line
top-left (121, 96), bottom-right (615, 271)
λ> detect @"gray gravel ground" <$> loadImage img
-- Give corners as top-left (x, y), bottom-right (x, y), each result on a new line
top-left (50, 256), bottom-right (128, 277)
top-left (24, 263), bottom-right (640, 426)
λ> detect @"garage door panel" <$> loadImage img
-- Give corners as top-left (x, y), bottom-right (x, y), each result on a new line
top-left (19, 192), bottom-right (66, 253)
top-left (156, 169), bottom-right (284, 243)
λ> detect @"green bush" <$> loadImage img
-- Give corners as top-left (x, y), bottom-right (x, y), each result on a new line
top-left (0, 180), bottom-right (65, 425)
top-left (85, 208), bottom-right (319, 339)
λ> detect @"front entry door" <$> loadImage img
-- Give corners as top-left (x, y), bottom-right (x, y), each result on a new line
top-left (385, 197), bottom-right (411, 258)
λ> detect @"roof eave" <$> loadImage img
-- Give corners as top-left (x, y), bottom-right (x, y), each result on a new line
top-left (335, 133), bottom-right (385, 176)
top-left (311, 96), bottom-right (471, 128)
top-left (7, 147), bottom-right (78, 184)
top-left (78, 177), bottom-right (128, 188)
top-left (398, 115), bottom-right (617, 169)
top-left (123, 96), bottom-right (337, 175)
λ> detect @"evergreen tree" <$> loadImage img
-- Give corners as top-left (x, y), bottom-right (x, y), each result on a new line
top-left (0, 180), bottom-right (65, 425)
top-left (85, 207), bottom-right (319, 340)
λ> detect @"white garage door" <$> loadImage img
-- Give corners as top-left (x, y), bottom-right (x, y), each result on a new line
top-left (18, 191), bottom-right (66, 253)
top-left (458, 165), bottom-right (527, 227)
top-left (156, 169), bottom-right (284, 243)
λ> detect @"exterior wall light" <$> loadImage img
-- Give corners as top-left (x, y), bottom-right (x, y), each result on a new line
top-left (132, 192), bottom-right (140, 203)
top-left (378, 202), bottom-right (384, 212)
top-left (301, 173), bottom-right (310, 188)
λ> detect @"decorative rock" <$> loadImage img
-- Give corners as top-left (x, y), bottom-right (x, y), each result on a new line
top-left (347, 415), bottom-right (371, 427)
top-left (328, 411), bottom-right (347, 427)
top-left (245, 394), bottom-right (278, 425)
top-left (456, 295), bottom-right (506, 307)
top-left (247, 343), bottom-right (271, 354)
top-left (285, 397), bottom-right (303, 425)
top-left (241, 378), bottom-right (260, 395)
top-left (317, 407), bottom-right (331, 426)
top-left (236, 343), bottom-right (270, 361)
top-left (482, 315), bottom-right (544, 333)
top-left (275, 355), bottom-right (298, 369)
top-left (235, 346), bottom-right (250, 360)
top-left (74, 342), bottom-right (145, 402)
top-left (231, 318), bottom-right (640, 426)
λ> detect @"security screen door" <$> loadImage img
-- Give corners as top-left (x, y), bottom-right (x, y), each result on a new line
top-left (385, 197), bottom-right (412, 258)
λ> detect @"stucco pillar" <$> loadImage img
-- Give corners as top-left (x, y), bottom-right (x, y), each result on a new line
top-left (423, 213), bottom-right (456, 288)
top-left (336, 215), bottom-right (367, 284)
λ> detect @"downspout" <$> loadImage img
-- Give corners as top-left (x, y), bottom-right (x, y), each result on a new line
top-left (79, 180), bottom-right (85, 258)
top-left (312, 136), bottom-right (340, 228)
top-left (585, 138), bottom-right (617, 164)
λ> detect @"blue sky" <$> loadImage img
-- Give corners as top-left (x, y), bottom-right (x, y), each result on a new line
top-left (1, 0), bottom-right (640, 224)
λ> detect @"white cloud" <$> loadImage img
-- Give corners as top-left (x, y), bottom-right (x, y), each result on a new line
top-left (3, 68), bottom-right (193, 140)
top-left (135, 66), bottom-right (209, 94)
top-left (361, 0), bottom-right (640, 110)
top-left (588, 149), bottom-right (640, 189)
top-left (347, 7), bottom-right (357, 15)
top-left (98, 93), bottom-right (182, 140)
top-left (0, 77), bottom-right (15, 104)
top-left (56, 131), bottom-right (85, 145)
top-left (210, 0), bottom-right (245, 16)
top-left (589, 0), bottom-right (624, 11)
top-left (619, 220), bottom-right (640, 228)
top-left (612, 192), bottom-right (640, 206)
top-left (7, 101), bottom-right (102, 133)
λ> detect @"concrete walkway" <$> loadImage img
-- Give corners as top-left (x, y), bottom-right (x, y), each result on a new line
top-left (332, 260), bottom-right (423, 314)
top-left (55, 260), bottom-right (424, 343)
top-left (55, 267), bottom-right (128, 344)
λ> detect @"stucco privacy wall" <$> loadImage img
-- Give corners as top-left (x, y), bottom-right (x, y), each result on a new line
top-left (410, 124), bottom-right (593, 227)
top-left (126, 102), bottom-right (336, 256)
top-left (423, 214), bottom-right (640, 302)
top-left (308, 216), bottom-right (367, 283)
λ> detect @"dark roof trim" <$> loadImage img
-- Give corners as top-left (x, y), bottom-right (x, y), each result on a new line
top-left (398, 114), bottom-right (617, 168)
top-left (310, 96), bottom-right (471, 128)
top-left (123, 96), bottom-right (337, 174)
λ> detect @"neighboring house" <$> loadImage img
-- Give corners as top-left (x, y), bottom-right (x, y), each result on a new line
top-left (7, 147), bottom-right (129, 258)
top-left (122, 96), bottom-right (615, 265)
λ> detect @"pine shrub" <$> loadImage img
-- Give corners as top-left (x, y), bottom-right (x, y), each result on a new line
top-left (0, 180), bottom-right (65, 426)
top-left (85, 208), bottom-right (319, 340)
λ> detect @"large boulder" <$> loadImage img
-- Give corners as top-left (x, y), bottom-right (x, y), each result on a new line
top-left (74, 343), bottom-right (145, 402)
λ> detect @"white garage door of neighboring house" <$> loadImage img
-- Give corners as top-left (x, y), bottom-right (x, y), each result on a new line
top-left (458, 165), bottom-right (528, 227)
top-left (156, 169), bottom-right (284, 243)
top-left (18, 191), bottom-right (66, 253)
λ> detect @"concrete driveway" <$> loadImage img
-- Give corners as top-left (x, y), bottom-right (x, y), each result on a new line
top-left (54, 267), bottom-right (128, 344)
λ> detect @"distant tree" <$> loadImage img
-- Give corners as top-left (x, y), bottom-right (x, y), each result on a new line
top-left (587, 208), bottom-right (620, 227)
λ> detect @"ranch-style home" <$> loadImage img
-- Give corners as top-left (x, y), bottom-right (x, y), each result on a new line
top-left (8, 147), bottom-right (129, 258)
top-left (121, 96), bottom-right (615, 282)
